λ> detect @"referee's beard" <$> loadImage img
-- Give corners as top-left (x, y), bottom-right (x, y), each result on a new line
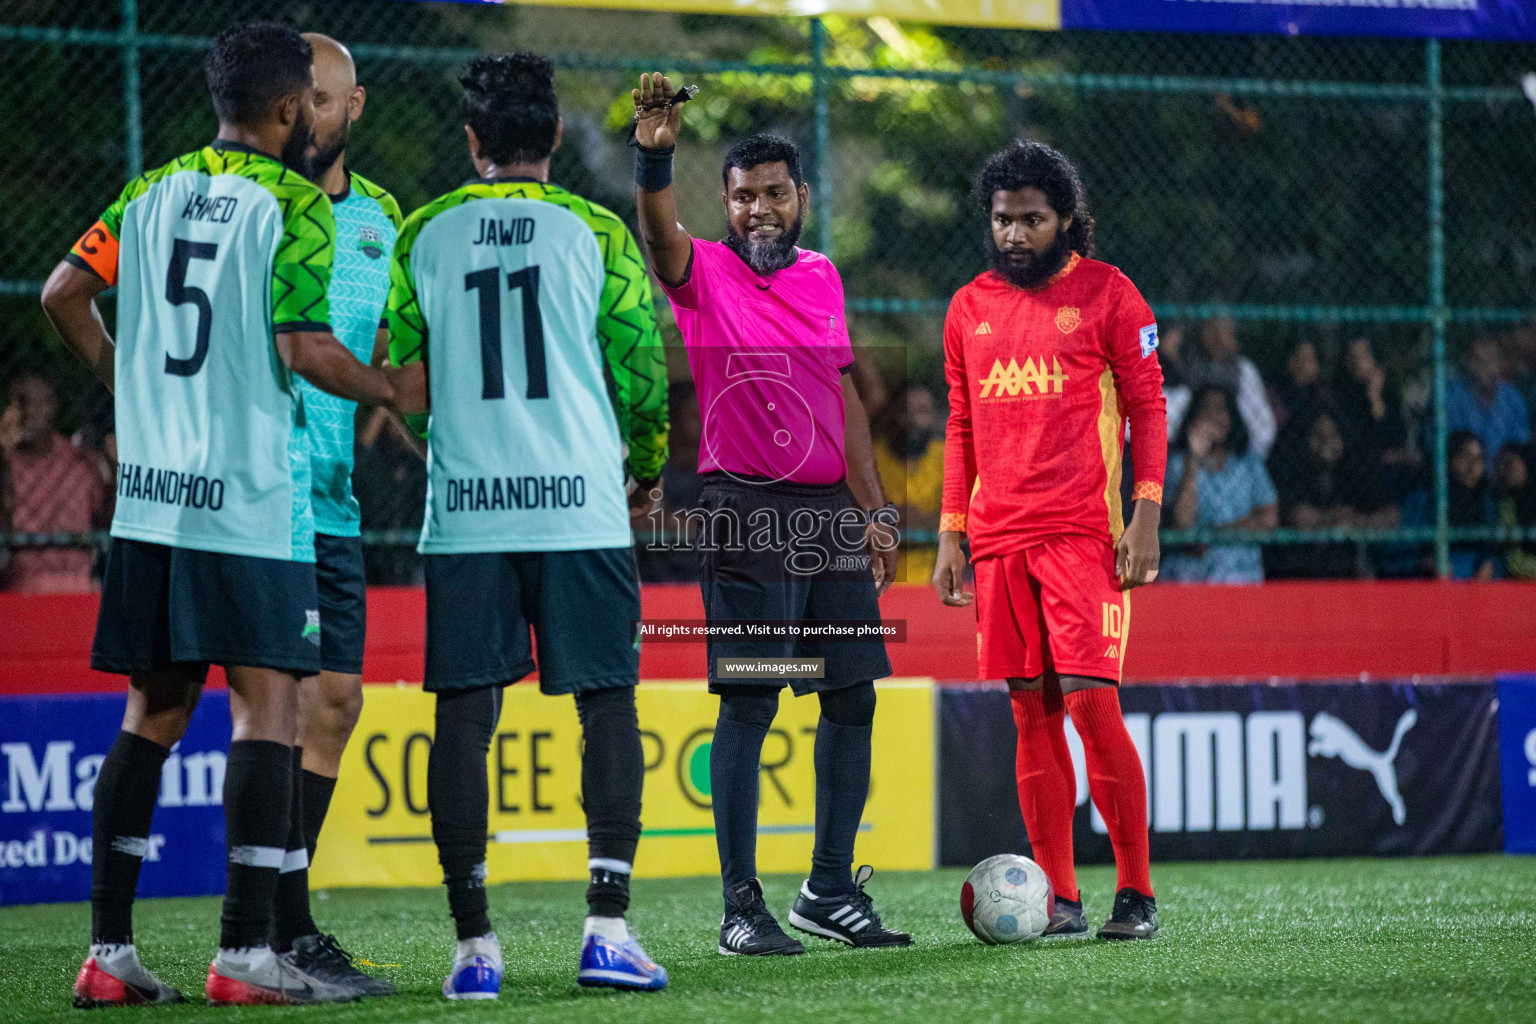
top-left (988, 227), bottom-right (1072, 289)
top-left (726, 214), bottom-right (804, 277)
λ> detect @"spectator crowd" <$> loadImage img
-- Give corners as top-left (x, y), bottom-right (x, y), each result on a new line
top-left (7, 319), bottom-right (1536, 591)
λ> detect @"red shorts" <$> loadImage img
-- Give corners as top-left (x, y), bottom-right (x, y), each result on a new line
top-left (974, 534), bottom-right (1129, 683)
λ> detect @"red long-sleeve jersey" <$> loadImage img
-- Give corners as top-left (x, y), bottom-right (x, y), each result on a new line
top-left (940, 254), bottom-right (1167, 559)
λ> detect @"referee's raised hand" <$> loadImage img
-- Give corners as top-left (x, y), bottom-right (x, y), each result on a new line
top-left (633, 72), bottom-right (684, 150)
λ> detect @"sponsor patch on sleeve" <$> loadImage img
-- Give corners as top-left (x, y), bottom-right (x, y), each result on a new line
top-left (1139, 323), bottom-right (1159, 359)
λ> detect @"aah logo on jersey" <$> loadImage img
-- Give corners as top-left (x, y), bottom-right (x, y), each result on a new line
top-left (358, 226), bottom-right (385, 260)
top-left (978, 357), bottom-right (1069, 400)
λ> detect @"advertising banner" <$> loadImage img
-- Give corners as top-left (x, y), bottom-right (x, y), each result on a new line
top-left (1063, 1), bottom-right (1536, 42)
top-left (416, 0), bottom-right (1536, 40)
top-left (939, 679), bottom-right (1503, 867)
top-left (1497, 675), bottom-right (1536, 855)
top-left (0, 680), bottom-right (935, 904)
top-left (408, 0), bottom-right (1059, 29)
top-left (311, 679), bottom-right (936, 889)
top-left (0, 691), bottom-right (233, 906)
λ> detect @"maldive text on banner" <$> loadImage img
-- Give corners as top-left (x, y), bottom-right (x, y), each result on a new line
top-left (310, 679), bottom-right (936, 889)
top-left (0, 692), bottom-right (233, 906)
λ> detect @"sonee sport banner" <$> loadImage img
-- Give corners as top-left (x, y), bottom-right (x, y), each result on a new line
top-left (311, 680), bottom-right (937, 889)
top-left (939, 679), bottom-right (1503, 867)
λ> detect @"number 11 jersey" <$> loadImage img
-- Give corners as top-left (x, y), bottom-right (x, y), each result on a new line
top-left (67, 140), bottom-right (335, 562)
top-left (386, 179), bottom-right (668, 555)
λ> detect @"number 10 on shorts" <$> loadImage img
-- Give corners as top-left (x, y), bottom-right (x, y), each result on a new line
top-left (1101, 602), bottom-right (1124, 640)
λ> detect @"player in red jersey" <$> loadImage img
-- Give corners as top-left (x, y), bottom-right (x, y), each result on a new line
top-left (933, 142), bottom-right (1165, 940)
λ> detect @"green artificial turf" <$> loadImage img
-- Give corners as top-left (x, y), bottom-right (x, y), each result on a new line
top-left (4, 856), bottom-right (1533, 1023)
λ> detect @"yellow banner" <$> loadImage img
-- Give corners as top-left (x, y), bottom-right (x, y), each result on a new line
top-left (311, 680), bottom-right (935, 888)
top-left (490, 0), bottom-right (1060, 31)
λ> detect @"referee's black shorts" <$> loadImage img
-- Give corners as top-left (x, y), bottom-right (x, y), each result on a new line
top-left (698, 473), bottom-right (891, 695)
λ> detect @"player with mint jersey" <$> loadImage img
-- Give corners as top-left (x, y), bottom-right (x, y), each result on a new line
top-left (387, 179), bottom-right (669, 555)
top-left (67, 140), bottom-right (334, 563)
top-left (303, 171), bottom-right (402, 536)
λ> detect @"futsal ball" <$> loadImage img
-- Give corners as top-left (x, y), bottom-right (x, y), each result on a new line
top-left (961, 854), bottom-right (1053, 944)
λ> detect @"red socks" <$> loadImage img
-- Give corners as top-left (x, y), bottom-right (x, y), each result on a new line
top-left (1064, 687), bottom-right (1153, 897)
top-left (1008, 688), bottom-right (1080, 903)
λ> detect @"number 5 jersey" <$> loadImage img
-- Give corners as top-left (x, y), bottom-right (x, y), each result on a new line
top-left (67, 140), bottom-right (334, 562)
top-left (386, 179), bottom-right (668, 554)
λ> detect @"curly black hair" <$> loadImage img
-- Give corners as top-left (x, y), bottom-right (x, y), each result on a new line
top-left (205, 21), bottom-right (313, 126)
top-left (461, 52), bottom-right (559, 166)
top-left (972, 140), bottom-right (1095, 257)
top-left (722, 134), bottom-right (803, 189)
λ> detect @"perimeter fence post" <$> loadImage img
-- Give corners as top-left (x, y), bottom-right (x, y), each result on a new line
top-left (122, 0), bottom-right (143, 178)
top-left (1427, 38), bottom-right (1450, 578)
top-left (811, 17), bottom-right (833, 257)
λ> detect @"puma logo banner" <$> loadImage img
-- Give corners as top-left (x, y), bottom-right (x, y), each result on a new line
top-left (1308, 710), bottom-right (1417, 825)
top-left (937, 680), bottom-right (1502, 866)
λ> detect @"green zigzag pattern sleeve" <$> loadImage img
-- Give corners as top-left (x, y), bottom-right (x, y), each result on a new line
top-left (82, 152), bottom-right (199, 251)
top-left (265, 174), bottom-right (335, 331)
top-left (577, 202), bottom-right (669, 482)
top-left (386, 200), bottom-right (439, 438)
top-left (97, 175), bottom-right (141, 239)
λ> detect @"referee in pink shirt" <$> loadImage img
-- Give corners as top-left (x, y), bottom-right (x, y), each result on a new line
top-left (631, 73), bottom-right (910, 956)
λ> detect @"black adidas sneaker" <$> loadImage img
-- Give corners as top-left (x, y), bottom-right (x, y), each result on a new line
top-left (787, 866), bottom-right (912, 949)
top-left (1097, 888), bottom-right (1159, 940)
top-left (719, 878), bottom-right (805, 956)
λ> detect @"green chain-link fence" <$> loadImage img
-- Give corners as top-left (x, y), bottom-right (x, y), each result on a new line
top-left (3, 0), bottom-right (1534, 587)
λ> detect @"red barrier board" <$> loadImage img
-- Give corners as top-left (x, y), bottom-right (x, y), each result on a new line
top-left (1, 581), bottom-right (1533, 695)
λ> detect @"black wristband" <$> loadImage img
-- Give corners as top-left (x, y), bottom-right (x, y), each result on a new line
top-left (634, 143), bottom-right (675, 192)
top-left (868, 502), bottom-right (900, 527)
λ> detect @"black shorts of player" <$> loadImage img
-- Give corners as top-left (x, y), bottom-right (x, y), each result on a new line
top-left (423, 546), bottom-right (641, 695)
top-left (698, 473), bottom-right (892, 696)
top-left (315, 533), bottom-right (367, 675)
top-left (91, 537), bottom-right (321, 679)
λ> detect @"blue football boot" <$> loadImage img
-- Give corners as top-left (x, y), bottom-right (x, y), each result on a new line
top-left (442, 934), bottom-right (502, 1001)
top-left (577, 931), bottom-right (668, 991)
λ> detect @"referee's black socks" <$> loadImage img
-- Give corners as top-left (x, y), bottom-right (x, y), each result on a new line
top-left (576, 687), bottom-right (643, 918)
top-left (429, 687), bottom-right (503, 940)
top-left (711, 687), bottom-right (780, 889)
top-left (809, 683), bottom-right (876, 897)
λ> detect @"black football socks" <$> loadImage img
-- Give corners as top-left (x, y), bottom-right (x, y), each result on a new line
top-left (710, 687), bottom-right (779, 890)
top-left (271, 746), bottom-right (317, 953)
top-left (90, 731), bottom-right (171, 945)
top-left (220, 740), bottom-right (292, 950)
top-left (808, 683), bottom-right (876, 898)
top-left (429, 686), bottom-right (503, 940)
top-left (575, 687), bottom-right (643, 918)
top-left (300, 768), bottom-right (337, 864)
